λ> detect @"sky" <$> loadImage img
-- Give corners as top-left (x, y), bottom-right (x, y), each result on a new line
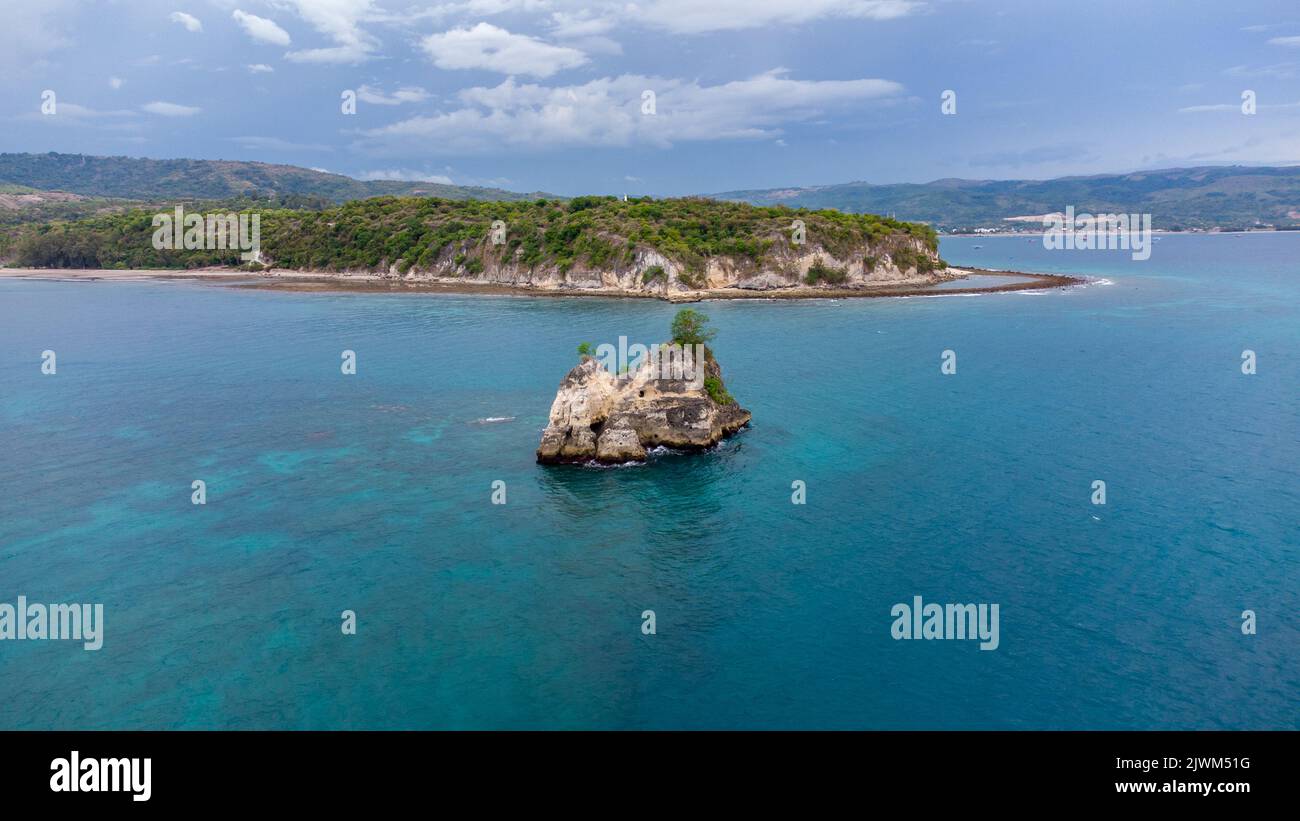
top-left (4, 0), bottom-right (1300, 196)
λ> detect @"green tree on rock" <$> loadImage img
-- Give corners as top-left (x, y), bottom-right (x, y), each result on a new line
top-left (670, 308), bottom-right (717, 347)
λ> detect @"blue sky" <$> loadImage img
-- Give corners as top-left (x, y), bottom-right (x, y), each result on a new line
top-left (4, 0), bottom-right (1300, 195)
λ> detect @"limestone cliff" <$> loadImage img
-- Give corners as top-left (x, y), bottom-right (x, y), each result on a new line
top-left (536, 349), bottom-right (750, 464)
top-left (385, 236), bottom-right (953, 298)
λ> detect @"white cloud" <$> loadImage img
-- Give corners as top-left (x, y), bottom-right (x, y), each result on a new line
top-left (142, 101), bottom-right (202, 116)
top-left (247, 63), bottom-right (275, 73)
top-left (1180, 100), bottom-right (1300, 113)
top-left (169, 12), bottom-right (203, 32)
top-left (232, 136), bottom-right (332, 151)
top-left (549, 11), bottom-right (617, 39)
top-left (1178, 103), bottom-right (1242, 113)
top-left (1225, 62), bottom-right (1299, 80)
top-left (1268, 35), bottom-right (1300, 47)
top-left (358, 169), bottom-right (454, 183)
top-left (230, 0), bottom-right (917, 74)
top-left (358, 69), bottom-right (903, 153)
top-left (398, 0), bottom-right (919, 36)
top-left (20, 102), bottom-right (134, 122)
top-left (623, 0), bottom-right (922, 34)
top-left (232, 10), bottom-right (291, 46)
top-left (280, 0), bottom-right (379, 64)
top-left (356, 84), bottom-right (430, 105)
top-left (109, 76), bottom-right (124, 89)
top-left (422, 23), bottom-right (588, 78)
top-left (383, 0), bottom-right (550, 25)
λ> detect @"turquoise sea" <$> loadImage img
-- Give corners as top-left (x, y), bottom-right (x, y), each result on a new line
top-left (0, 233), bottom-right (1296, 729)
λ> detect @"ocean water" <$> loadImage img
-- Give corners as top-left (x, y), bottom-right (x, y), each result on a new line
top-left (0, 233), bottom-right (1295, 729)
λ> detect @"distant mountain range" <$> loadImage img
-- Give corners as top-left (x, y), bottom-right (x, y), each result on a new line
top-left (4, 153), bottom-right (1300, 232)
top-left (714, 166), bottom-right (1300, 230)
top-left (0, 152), bottom-right (548, 204)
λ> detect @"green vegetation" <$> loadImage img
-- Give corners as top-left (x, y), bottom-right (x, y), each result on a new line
top-left (888, 245), bottom-right (928, 273)
top-left (641, 264), bottom-right (666, 284)
top-left (703, 375), bottom-right (734, 405)
top-left (7, 194), bottom-right (938, 275)
top-left (0, 192), bottom-right (348, 264)
top-left (670, 308), bottom-right (717, 347)
top-left (805, 256), bottom-right (848, 285)
top-left (667, 309), bottom-right (734, 405)
top-left (572, 309), bottom-right (737, 404)
top-left (676, 269), bottom-right (706, 289)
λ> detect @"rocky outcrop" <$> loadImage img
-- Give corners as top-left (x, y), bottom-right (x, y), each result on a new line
top-left (537, 349), bottom-right (751, 464)
top-left (385, 239), bottom-right (954, 297)
top-left (291, 227), bottom-right (954, 298)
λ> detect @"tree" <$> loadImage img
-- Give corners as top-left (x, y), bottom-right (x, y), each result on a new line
top-left (577, 341), bottom-right (595, 360)
top-left (670, 308), bottom-right (716, 347)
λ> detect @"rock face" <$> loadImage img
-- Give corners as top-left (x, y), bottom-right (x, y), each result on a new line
top-left (305, 236), bottom-right (953, 299)
top-left (537, 349), bottom-right (751, 464)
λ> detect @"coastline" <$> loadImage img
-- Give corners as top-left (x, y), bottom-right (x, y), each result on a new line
top-left (0, 266), bottom-right (1086, 300)
top-left (944, 228), bottom-right (1295, 237)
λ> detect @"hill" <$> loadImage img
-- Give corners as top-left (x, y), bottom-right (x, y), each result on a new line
top-left (0, 152), bottom-right (550, 204)
top-left (12, 153), bottom-right (1299, 233)
top-left (8, 195), bottom-right (945, 295)
top-left (714, 166), bottom-right (1300, 231)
